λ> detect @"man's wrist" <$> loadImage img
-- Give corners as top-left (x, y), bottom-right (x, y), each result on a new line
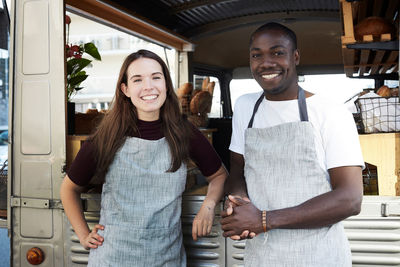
top-left (262, 210), bottom-right (267, 232)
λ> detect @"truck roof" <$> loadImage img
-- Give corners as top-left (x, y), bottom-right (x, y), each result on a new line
top-left (97, 0), bottom-right (344, 74)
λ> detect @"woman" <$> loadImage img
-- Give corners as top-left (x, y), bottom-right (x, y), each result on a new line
top-left (60, 49), bottom-right (227, 266)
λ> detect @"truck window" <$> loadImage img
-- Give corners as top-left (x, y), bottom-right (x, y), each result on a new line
top-left (66, 12), bottom-right (177, 113)
top-left (229, 74), bottom-right (376, 112)
top-left (193, 75), bottom-right (222, 118)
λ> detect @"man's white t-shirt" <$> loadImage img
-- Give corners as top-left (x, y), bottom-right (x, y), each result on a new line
top-left (229, 92), bottom-right (365, 181)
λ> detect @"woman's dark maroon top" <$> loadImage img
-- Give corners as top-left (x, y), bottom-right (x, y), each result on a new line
top-left (67, 119), bottom-right (222, 186)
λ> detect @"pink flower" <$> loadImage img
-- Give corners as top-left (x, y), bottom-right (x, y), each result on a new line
top-left (71, 45), bottom-right (79, 52)
top-left (65, 15), bottom-right (71, 25)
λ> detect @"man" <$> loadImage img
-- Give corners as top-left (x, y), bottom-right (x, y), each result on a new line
top-left (221, 22), bottom-right (364, 266)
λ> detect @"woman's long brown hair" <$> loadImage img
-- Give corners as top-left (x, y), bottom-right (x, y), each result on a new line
top-left (90, 49), bottom-right (192, 183)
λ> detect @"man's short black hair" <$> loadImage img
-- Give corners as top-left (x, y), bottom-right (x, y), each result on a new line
top-left (250, 22), bottom-right (297, 50)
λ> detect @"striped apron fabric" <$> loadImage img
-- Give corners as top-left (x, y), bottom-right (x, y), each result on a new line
top-left (88, 137), bottom-right (187, 267)
top-left (243, 88), bottom-right (351, 266)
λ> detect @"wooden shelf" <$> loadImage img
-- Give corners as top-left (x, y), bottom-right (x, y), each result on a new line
top-left (339, 0), bottom-right (399, 79)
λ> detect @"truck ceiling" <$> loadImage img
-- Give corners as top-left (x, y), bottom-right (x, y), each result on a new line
top-left (68, 0), bottom-right (398, 76)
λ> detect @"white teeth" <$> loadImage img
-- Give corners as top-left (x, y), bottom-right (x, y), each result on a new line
top-left (141, 95), bottom-right (157, 100)
top-left (262, 74), bottom-right (279, 79)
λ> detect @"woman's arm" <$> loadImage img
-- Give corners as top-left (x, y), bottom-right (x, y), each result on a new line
top-left (60, 175), bottom-right (104, 249)
top-left (192, 165), bottom-right (227, 241)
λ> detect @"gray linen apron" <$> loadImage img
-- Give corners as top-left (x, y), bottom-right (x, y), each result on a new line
top-left (243, 88), bottom-right (351, 267)
top-left (88, 137), bottom-right (187, 267)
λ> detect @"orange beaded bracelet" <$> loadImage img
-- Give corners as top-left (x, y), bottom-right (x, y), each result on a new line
top-left (262, 210), bottom-right (267, 232)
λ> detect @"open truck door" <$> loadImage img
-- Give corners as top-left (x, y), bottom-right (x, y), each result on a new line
top-left (8, 0), bottom-right (66, 266)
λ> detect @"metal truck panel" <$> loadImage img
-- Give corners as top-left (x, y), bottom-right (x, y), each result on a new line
top-left (20, 161), bottom-right (51, 198)
top-left (21, 0), bottom-right (49, 75)
top-left (21, 81), bottom-right (51, 154)
top-left (10, 0), bottom-right (65, 265)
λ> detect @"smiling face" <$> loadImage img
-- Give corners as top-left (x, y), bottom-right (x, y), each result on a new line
top-left (250, 29), bottom-right (300, 100)
top-left (121, 57), bottom-right (167, 121)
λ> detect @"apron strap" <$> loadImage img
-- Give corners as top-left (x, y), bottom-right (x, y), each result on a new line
top-left (247, 92), bottom-right (265, 128)
top-left (247, 86), bottom-right (309, 129)
top-left (298, 86), bottom-right (309, 122)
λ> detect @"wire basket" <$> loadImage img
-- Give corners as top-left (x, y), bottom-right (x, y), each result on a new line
top-left (355, 97), bottom-right (400, 133)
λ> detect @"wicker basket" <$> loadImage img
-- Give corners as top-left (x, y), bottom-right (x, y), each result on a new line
top-left (355, 97), bottom-right (400, 133)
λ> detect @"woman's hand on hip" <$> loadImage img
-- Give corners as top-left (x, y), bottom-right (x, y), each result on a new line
top-left (192, 200), bottom-right (216, 241)
top-left (81, 224), bottom-right (105, 250)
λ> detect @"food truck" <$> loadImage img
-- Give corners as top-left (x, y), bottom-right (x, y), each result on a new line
top-left (1, 0), bottom-right (399, 266)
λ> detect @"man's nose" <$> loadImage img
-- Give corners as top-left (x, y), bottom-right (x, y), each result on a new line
top-left (259, 55), bottom-right (277, 68)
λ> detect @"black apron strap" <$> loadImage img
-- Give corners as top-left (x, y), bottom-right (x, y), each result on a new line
top-left (247, 86), bottom-right (309, 128)
top-left (297, 86), bottom-right (309, 122)
top-left (247, 92), bottom-right (265, 128)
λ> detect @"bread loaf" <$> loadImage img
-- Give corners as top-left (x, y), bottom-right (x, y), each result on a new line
top-left (190, 91), bottom-right (212, 114)
top-left (86, 109), bottom-right (98, 114)
top-left (376, 85), bottom-right (391, 97)
top-left (188, 113), bottom-right (208, 127)
top-left (207, 81), bottom-right (215, 96)
top-left (191, 89), bottom-right (202, 98)
top-left (202, 77), bottom-right (210, 91)
top-left (354, 17), bottom-right (395, 41)
top-left (177, 82), bottom-right (193, 98)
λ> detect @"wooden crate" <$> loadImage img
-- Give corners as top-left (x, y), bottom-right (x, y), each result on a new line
top-left (66, 135), bottom-right (88, 169)
top-left (359, 133), bottom-right (400, 196)
top-left (75, 112), bottom-right (104, 135)
top-left (339, 0), bottom-right (399, 78)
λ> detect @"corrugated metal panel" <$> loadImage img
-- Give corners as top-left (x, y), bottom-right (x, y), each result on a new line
top-left (346, 196), bottom-right (400, 267)
top-left (63, 211), bottom-right (99, 266)
top-left (159, 0), bottom-right (340, 31)
top-left (183, 196), bottom-right (225, 267)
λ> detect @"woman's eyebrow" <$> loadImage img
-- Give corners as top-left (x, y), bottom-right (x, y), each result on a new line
top-left (129, 74), bottom-right (142, 80)
top-left (129, 72), bottom-right (163, 80)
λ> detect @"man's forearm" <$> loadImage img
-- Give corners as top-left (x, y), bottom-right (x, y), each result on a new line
top-left (225, 174), bottom-right (248, 197)
top-left (226, 151), bottom-right (248, 197)
top-left (267, 186), bottom-right (361, 230)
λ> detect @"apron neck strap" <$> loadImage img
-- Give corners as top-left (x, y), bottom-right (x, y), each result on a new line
top-left (247, 92), bottom-right (265, 128)
top-left (298, 86), bottom-right (309, 122)
top-left (247, 86), bottom-right (309, 129)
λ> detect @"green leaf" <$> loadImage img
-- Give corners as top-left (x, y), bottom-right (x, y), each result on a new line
top-left (68, 74), bottom-right (88, 88)
top-left (67, 58), bottom-right (92, 75)
top-left (84, 43), bottom-right (101, 60)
